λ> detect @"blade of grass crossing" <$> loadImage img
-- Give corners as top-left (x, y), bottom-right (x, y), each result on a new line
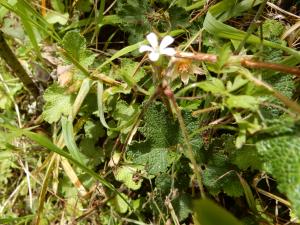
top-left (71, 78), bottom-right (92, 118)
top-left (16, 1), bottom-right (41, 58)
top-left (97, 81), bottom-right (110, 129)
top-left (204, 12), bottom-right (300, 60)
top-left (61, 117), bottom-right (85, 165)
top-left (0, 124), bottom-right (125, 200)
top-left (35, 154), bottom-right (57, 224)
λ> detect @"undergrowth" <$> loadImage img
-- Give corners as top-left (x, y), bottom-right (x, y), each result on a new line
top-left (0, 0), bottom-right (300, 224)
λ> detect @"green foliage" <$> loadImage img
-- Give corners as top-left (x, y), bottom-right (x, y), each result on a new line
top-left (193, 198), bottom-right (244, 225)
top-left (62, 31), bottom-right (96, 66)
top-left (256, 122), bottom-right (300, 217)
top-left (0, 150), bottom-right (17, 192)
top-left (116, 0), bottom-right (150, 44)
top-left (231, 145), bottom-right (262, 170)
top-left (115, 58), bottom-right (147, 86)
top-left (114, 165), bottom-right (143, 190)
top-left (42, 83), bottom-right (75, 123)
top-left (127, 102), bottom-right (202, 175)
top-left (203, 153), bottom-right (244, 197)
top-left (108, 193), bottom-right (130, 214)
top-left (169, 6), bottom-right (190, 29)
top-left (79, 120), bottom-right (105, 165)
top-left (197, 77), bottom-right (226, 95)
top-left (262, 19), bottom-right (285, 39)
top-left (171, 194), bottom-right (192, 221)
top-left (2, 0), bottom-right (300, 224)
top-left (226, 95), bottom-right (259, 111)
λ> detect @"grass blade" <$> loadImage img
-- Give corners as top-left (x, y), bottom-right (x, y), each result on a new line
top-left (0, 124), bottom-right (121, 196)
top-left (204, 12), bottom-right (300, 60)
top-left (61, 116), bottom-right (85, 164)
top-left (97, 81), bottom-right (110, 129)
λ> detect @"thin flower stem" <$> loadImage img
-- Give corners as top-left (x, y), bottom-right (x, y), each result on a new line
top-left (165, 85), bottom-right (206, 198)
top-left (192, 106), bottom-right (221, 117)
top-left (239, 68), bottom-right (300, 115)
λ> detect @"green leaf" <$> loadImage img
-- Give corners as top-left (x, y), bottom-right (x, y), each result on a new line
top-left (42, 84), bottom-right (74, 123)
top-left (256, 129), bottom-right (300, 218)
top-left (44, 12), bottom-right (69, 25)
top-left (16, 0), bottom-right (42, 58)
top-left (262, 74), bottom-right (295, 118)
top-left (50, 0), bottom-right (65, 12)
top-left (78, 120), bottom-right (105, 166)
top-left (135, 102), bottom-right (180, 148)
top-left (112, 100), bottom-right (140, 134)
top-left (0, 215), bottom-right (34, 224)
top-left (262, 19), bottom-right (285, 39)
top-left (203, 154), bottom-right (244, 197)
top-left (127, 102), bottom-right (201, 175)
top-left (215, 43), bottom-right (232, 72)
top-left (193, 198), bottom-right (244, 225)
top-left (169, 6), bottom-right (189, 29)
top-left (61, 116), bottom-right (87, 165)
top-left (204, 11), bottom-right (300, 60)
top-left (226, 95), bottom-right (259, 111)
top-left (172, 194), bottom-right (192, 221)
top-left (115, 58), bottom-right (147, 86)
top-left (114, 165), bottom-right (143, 190)
top-left (230, 145), bottom-right (262, 170)
top-left (108, 193), bottom-right (130, 214)
top-left (155, 173), bottom-right (172, 194)
top-left (203, 135), bottom-right (244, 197)
top-left (62, 31), bottom-right (85, 62)
top-left (134, 148), bottom-right (177, 175)
top-left (1, 16), bottom-right (25, 40)
top-left (237, 174), bottom-right (257, 212)
top-left (116, 0), bottom-right (150, 44)
top-left (62, 31), bottom-right (96, 67)
top-left (227, 75), bottom-right (248, 93)
top-left (197, 77), bottom-right (227, 95)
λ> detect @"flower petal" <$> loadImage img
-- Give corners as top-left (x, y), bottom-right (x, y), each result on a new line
top-left (181, 73), bottom-right (189, 85)
top-left (148, 52), bottom-right (160, 61)
top-left (139, 45), bottom-right (153, 53)
top-left (159, 35), bottom-right (174, 50)
top-left (146, 32), bottom-right (158, 48)
top-left (160, 47), bottom-right (176, 56)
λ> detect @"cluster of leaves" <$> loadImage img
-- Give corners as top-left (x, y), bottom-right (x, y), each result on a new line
top-left (1, 0), bottom-right (300, 224)
top-left (115, 0), bottom-right (190, 44)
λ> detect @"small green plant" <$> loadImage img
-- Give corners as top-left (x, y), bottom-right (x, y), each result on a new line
top-left (1, 0), bottom-right (300, 224)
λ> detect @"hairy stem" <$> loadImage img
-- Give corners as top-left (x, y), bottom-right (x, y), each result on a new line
top-left (165, 85), bottom-right (206, 198)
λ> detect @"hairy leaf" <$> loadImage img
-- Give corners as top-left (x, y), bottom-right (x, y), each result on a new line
top-left (127, 102), bottom-right (202, 175)
top-left (172, 194), bottom-right (192, 221)
top-left (42, 84), bottom-right (74, 123)
top-left (256, 127), bottom-right (300, 217)
top-left (114, 165), bottom-right (143, 190)
top-left (203, 153), bottom-right (244, 197)
top-left (116, 0), bottom-right (150, 44)
top-left (62, 31), bottom-right (95, 66)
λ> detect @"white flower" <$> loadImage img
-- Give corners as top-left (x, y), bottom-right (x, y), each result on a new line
top-left (139, 32), bottom-right (176, 61)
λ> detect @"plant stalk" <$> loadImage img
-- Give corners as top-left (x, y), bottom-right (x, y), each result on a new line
top-left (0, 31), bottom-right (39, 98)
top-left (165, 85), bottom-right (206, 198)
